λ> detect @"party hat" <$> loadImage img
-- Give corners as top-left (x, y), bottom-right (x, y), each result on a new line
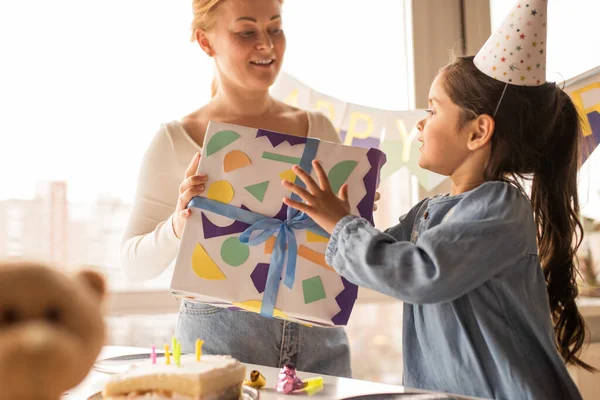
top-left (474, 0), bottom-right (548, 86)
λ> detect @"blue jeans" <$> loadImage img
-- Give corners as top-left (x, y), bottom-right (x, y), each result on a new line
top-left (175, 299), bottom-right (352, 377)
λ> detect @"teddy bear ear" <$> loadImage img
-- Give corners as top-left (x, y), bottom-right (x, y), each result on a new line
top-left (76, 269), bottom-right (106, 302)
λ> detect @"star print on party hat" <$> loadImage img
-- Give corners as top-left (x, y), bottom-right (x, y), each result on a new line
top-left (474, 0), bottom-right (548, 86)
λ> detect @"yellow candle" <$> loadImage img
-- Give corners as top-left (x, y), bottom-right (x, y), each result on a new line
top-left (195, 339), bottom-right (204, 361)
top-left (164, 344), bottom-right (170, 365)
top-left (175, 342), bottom-right (181, 366)
top-left (171, 337), bottom-right (177, 356)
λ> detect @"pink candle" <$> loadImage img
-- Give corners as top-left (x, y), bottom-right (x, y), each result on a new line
top-left (151, 345), bottom-right (157, 364)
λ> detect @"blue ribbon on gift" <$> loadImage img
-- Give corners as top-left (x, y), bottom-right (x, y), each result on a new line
top-left (188, 137), bottom-right (329, 318)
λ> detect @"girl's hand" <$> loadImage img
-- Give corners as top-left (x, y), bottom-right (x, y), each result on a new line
top-left (282, 161), bottom-right (351, 234)
top-left (172, 152), bottom-right (208, 239)
top-left (374, 190), bottom-right (381, 211)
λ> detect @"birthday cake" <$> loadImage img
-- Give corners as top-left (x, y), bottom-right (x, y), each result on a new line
top-left (102, 354), bottom-right (246, 400)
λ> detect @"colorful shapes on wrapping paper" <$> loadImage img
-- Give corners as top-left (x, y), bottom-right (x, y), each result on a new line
top-left (220, 237), bottom-right (249, 267)
top-left (250, 263), bottom-right (270, 294)
top-left (328, 160), bottom-right (358, 194)
top-left (306, 230), bottom-right (329, 243)
top-left (256, 129), bottom-right (308, 147)
top-left (298, 245), bottom-right (334, 272)
top-left (200, 203), bottom-right (288, 239)
top-left (206, 130), bottom-right (240, 156)
top-left (262, 151), bottom-right (302, 165)
top-left (207, 180), bottom-right (234, 204)
top-left (357, 148), bottom-right (387, 223)
top-left (192, 243), bottom-right (227, 280)
top-left (201, 210), bottom-right (251, 239)
top-left (243, 370), bottom-right (267, 389)
top-left (231, 300), bottom-right (289, 319)
top-left (277, 364), bottom-right (304, 394)
top-left (223, 150), bottom-right (251, 172)
top-left (302, 276), bottom-right (327, 304)
top-left (263, 236), bottom-right (288, 254)
top-left (244, 181), bottom-right (269, 202)
top-left (279, 169), bottom-right (297, 183)
top-left (264, 236), bottom-right (276, 254)
top-left (331, 277), bottom-right (359, 326)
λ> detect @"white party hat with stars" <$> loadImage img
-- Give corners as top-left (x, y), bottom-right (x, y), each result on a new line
top-left (474, 0), bottom-right (548, 86)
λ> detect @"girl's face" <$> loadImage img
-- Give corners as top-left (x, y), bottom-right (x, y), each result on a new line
top-left (206, 0), bottom-right (285, 93)
top-left (416, 73), bottom-right (473, 176)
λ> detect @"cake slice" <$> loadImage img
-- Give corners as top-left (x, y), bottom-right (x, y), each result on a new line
top-left (102, 354), bottom-right (246, 400)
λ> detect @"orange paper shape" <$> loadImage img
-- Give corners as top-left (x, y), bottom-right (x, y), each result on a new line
top-left (298, 245), bottom-right (334, 271)
top-left (264, 236), bottom-right (276, 254)
top-left (224, 150), bottom-right (252, 173)
top-left (264, 236), bottom-right (287, 254)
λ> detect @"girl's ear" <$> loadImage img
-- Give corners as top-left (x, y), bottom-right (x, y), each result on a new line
top-left (467, 114), bottom-right (495, 151)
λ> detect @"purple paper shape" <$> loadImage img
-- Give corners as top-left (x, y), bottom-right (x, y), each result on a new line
top-left (201, 203), bottom-right (289, 238)
top-left (251, 263), bottom-right (270, 294)
top-left (356, 148), bottom-right (387, 224)
top-left (273, 203), bottom-right (288, 221)
top-left (331, 277), bottom-right (359, 326)
top-left (339, 130), bottom-right (381, 150)
top-left (256, 129), bottom-right (308, 147)
top-left (201, 205), bottom-right (252, 239)
top-left (227, 306), bottom-right (244, 311)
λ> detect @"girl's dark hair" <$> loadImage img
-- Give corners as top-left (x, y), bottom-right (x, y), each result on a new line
top-left (441, 55), bottom-right (595, 371)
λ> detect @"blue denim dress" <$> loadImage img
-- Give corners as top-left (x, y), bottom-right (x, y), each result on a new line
top-left (175, 300), bottom-right (351, 377)
top-left (326, 181), bottom-right (582, 400)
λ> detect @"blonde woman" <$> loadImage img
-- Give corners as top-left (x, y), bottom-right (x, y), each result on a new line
top-left (120, 0), bottom-right (352, 376)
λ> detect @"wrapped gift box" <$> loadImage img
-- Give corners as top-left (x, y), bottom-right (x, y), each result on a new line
top-left (171, 121), bottom-right (386, 327)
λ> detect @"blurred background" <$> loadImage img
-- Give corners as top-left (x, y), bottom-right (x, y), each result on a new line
top-left (1, 0), bottom-right (599, 397)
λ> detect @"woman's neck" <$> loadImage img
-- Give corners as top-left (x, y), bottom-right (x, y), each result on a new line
top-left (210, 82), bottom-right (277, 117)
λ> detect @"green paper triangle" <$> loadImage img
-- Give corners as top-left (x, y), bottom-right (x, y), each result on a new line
top-left (245, 181), bottom-right (270, 202)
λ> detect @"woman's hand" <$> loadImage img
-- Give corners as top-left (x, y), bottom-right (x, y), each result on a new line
top-left (374, 191), bottom-right (381, 211)
top-left (172, 152), bottom-right (208, 239)
top-left (282, 161), bottom-right (352, 234)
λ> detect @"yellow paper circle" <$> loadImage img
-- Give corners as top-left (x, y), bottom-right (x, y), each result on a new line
top-left (207, 180), bottom-right (234, 204)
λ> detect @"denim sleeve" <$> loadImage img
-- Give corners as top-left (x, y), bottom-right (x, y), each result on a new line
top-left (383, 198), bottom-right (428, 241)
top-left (325, 182), bottom-right (534, 304)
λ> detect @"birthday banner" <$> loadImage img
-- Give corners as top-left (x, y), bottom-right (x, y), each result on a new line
top-left (271, 74), bottom-right (447, 191)
top-left (564, 65), bottom-right (600, 164)
top-left (272, 69), bottom-right (600, 190)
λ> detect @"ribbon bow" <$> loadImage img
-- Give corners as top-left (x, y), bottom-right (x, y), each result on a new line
top-left (239, 205), bottom-right (324, 318)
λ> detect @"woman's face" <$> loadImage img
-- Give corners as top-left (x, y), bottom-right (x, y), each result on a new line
top-left (205, 0), bottom-right (285, 93)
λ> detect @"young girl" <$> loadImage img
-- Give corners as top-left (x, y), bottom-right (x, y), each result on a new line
top-left (281, 2), bottom-right (594, 398)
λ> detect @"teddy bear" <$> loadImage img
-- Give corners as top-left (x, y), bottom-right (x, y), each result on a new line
top-left (0, 259), bottom-right (106, 400)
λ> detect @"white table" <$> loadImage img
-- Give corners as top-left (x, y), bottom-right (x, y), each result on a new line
top-left (63, 346), bottom-right (477, 399)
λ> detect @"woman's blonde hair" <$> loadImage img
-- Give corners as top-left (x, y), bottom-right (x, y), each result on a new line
top-left (190, 0), bottom-right (283, 97)
top-left (190, 0), bottom-right (225, 42)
